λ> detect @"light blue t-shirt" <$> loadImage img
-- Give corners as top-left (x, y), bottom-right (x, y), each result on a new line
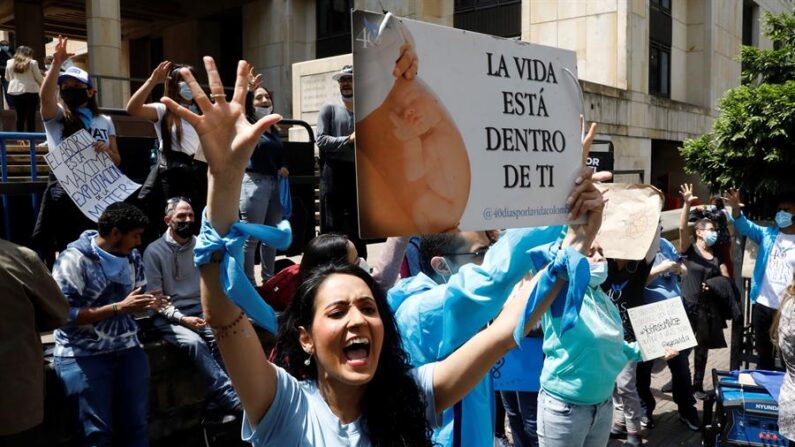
top-left (242, 363), bottom-right (439, 446)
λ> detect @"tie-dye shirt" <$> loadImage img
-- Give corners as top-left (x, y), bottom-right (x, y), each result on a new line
top-left (52, 230), bottom-right (146, 357)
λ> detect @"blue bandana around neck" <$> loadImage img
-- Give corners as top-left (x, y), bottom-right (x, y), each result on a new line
top-left (92, 237), bottom-right (133, 287)
top-left (77, 107), bottom-right (93, 130)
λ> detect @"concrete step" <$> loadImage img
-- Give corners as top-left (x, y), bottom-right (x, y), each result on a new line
top-left (2, 142), bottom-right (48, 154)
top-left (6, 154), bottom-right (46, 165)
top-left (6, 165), bottom-right (49, 175)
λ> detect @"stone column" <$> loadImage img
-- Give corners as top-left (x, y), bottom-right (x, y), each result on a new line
top-left (86, 0), bottom-right (125, 108)
top-left (243, 0), bottom-right (315, 119)
top-left (13, 0), bottom-right (46, 65)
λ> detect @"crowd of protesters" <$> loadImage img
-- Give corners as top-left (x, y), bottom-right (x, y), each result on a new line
top-left (0, 35), bottom-right (794, 447)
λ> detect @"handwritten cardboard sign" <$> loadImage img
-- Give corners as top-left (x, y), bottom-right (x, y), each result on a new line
top-left (595, 184), bottom-right (664, 260)
top-left (352, 10), bottom-right (582, 238)
top-left (44, 129), bottom-right (140, 222)
top-left (491, 336), bottom-right (544, 392)
top-left (627, 298), bottom-right (697, 361)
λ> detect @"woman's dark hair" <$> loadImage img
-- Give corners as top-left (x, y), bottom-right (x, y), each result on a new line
top-left (274, 264), bottom-right (433, 446)
top-left (161, 64), bottom-right (198, 159)
top-left (60, 82), bottom-right (100, 138)
top-left (298, 234), bottom-right (352, 280)
top-left (245, 86), bottom-right (279, 133)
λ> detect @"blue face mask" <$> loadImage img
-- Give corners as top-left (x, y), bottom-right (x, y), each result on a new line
top-left (775, 210), bottom-right (793, 229)
top-left (178, 81), bottom-right (193, 101)
top-left (589, 261), bottom-right (608, 287)
top-left (703, 230), bottom-right (718, 247)
top-left (92, 238), bottom-right (132, 286)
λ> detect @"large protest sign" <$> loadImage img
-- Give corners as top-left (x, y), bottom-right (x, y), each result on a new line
top-left (352, 10), bottom-right (582, 238)
top-left (595, 184), bottom-right (664, 260)
top-left (628, 299), bottom-right (697, 361)
top-left (44, 129), bottom-right (140, 222)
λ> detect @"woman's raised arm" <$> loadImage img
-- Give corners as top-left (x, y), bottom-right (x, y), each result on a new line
top-left (161, 57), bottom-right (283, 426)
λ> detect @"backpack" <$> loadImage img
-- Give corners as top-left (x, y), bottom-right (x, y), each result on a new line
top-left (257, 263), bottom-right (300, 312)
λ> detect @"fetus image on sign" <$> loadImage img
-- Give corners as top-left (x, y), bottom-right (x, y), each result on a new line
top-left (354, 13), bottom-right (470, 237)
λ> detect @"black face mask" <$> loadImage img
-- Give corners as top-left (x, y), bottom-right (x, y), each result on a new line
top-left (61, 88), bottom-right (89, 109)
top-left (172, 221), bottom-right (194, 239)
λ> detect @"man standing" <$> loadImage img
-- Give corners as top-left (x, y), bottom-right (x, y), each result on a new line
top-left (143, 197), bottom-right (241, 420)
top-left (727, 190), bottom-right (795, 370)
top-left (0, 238), bottom-right (68, 446)
top-left (316, 65), bottom-right (367, 258)
top-left (52, 202), bottom-right (162, 446)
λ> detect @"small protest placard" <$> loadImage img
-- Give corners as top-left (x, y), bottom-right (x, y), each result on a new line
top-left (352, 10), bottom-right (582, 238)
top-left (44, 129), bottom-right (140, 222)
top-left (627, 298), bottom-right (697, 361)
top-left (491, 336), bottom-right (544, 392)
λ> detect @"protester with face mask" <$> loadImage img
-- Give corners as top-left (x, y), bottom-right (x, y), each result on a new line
top-left (533, 240), bottom-right (677, 447)
top-left (142, 197), bottom-right (242, 422)
top-left (239, 69), bottom-right (288, 285)
top-left (726, 189), bottom-right (795, 371)
top-left (126, 60), bottom-right (208, 225)
top-left (679, 183), bottom-right (730, 398)
top-left (33, 36), bottom-right (120, 266)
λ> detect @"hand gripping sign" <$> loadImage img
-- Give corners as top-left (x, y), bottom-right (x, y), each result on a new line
top-left (352, 10), bottom-right (583, 238)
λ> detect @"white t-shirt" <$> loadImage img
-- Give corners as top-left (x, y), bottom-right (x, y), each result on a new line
top-left (151, 102), bottom-right (205, 161)
top-left (43, 105), bottom-right (116, 150)
top-left (757, 232), bottom-right (795, 309)
top-left (243, 363), bottom-right (439, 446)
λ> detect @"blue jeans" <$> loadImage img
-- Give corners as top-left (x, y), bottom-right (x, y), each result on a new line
top-left (152, 303), bottom-right (239, 412)
top-left (54, 347), bottom-right (149, 447)
top-left (501, 391), bottom-right (539, 447)
top-left (239, 172), bottom-right (282, 284)
top-left (537, 390), bottom-right (613, 447)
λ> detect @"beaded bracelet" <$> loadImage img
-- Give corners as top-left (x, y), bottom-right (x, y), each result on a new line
top-left (211, 311), bottom-right (248, 340)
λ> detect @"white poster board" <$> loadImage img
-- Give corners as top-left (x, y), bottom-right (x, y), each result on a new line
top-left (352, 10), bottom-right (582, 238)
top-left (44, 129), bottom-right (141, 222)
top-left (595, 184), bottom-right (664, 260)
top-left (627, 298), bottom-right (697, 361)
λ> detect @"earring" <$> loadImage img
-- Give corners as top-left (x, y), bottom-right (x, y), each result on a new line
top-left (304, 353), bottom-right (312, 366)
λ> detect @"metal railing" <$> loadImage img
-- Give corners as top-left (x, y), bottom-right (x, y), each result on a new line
top-left (0, 132), bottom-right (48, 240)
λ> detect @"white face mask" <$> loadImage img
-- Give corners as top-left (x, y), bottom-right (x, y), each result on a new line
top-left (589, 261), bottom-right (608, 287)
top-left (254, 106), bottom-right (273, 120)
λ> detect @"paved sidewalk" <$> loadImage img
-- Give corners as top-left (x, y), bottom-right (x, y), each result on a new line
top-left (608, 328), bottom-right (733, 447)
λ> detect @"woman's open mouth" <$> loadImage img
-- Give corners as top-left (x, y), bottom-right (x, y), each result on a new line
top-left (343, 336), bottom-right (371, 367)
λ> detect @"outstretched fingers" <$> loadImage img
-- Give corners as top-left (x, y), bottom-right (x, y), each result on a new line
top-left (179, 66), bottom-right (213, 112)
top-left (233, 60), bottom-right (250, 105)
top-left (250, 113), bottom-right (284, 138)
top-left (203, 56), bottom-right (227, 103)
top-left (161, 96), bottom-right (202, 128)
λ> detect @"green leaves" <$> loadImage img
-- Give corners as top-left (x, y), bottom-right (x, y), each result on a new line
top-left (682, 11), bottom-right (795, 215)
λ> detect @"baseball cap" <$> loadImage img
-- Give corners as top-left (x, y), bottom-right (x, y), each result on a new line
top-left (332, 65), bottom-right (353, 81)
top-left (58, 66), bottom-right (92, 88)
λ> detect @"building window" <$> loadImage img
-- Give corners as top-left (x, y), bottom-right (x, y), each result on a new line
top-left (454, 0), bottom-right (521, 38)
top-left (649, 0), bottom-right (672, 97)
top-left (316, 0), bottom-right (353, 59)
top-left (742, 0), bottom-right (759, 47)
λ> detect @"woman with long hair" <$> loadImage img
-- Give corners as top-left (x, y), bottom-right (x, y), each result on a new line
top-left (5, 45), bottom-right (42, 132)
top-left (160, 57), bottom-right (605, 445)
top-left (33, 36), bottom-right (120, 265)
top-left (679, 183), bottom-right (730, 399)
top-left (126, 60), bottom-right (208, 219)
top-left (239, 69), bottom-right (288, 284)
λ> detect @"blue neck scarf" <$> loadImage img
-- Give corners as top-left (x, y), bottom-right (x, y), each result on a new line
top-left (77, 107), bottom-right (93, 130)
top-left (194, 208), bottom-right (292, 334)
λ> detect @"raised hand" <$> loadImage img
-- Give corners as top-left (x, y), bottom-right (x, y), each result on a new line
top-left (161, 57), bottom-right (281, 178)
top-left (247, 66), bottom-right (263, 92)
top-left (722, 189), bottom-right (743, 218)
top-left (52, 35), bottom-right (74, 67)
top-left (150, 61), bottom-right (172, 84)
top-left (679, 183), bottom-right (698, 205)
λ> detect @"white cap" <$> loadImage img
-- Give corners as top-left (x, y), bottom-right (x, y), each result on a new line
top-left (58, 66), bottom-right (92, 88)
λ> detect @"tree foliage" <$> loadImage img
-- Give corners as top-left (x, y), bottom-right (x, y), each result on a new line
top-left (681, 10), bottom-right (795, 216)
